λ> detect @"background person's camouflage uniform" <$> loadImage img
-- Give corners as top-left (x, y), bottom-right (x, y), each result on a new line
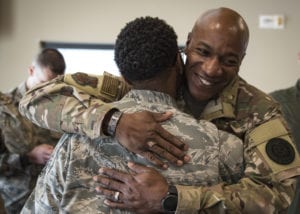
top-left (19, 72), bottom-right (300, 212)
top-left (0, 82), bottom-right (60, 214)
top-left (21, 89), bottom-right (244, 213)
top-left (270, 79), bottom-right (300, 214)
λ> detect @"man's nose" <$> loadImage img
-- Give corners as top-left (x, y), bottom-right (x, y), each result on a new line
top-left (202, 57), bottom-right (222, 77)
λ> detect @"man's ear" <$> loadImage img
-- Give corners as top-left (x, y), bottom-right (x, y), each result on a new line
top-left (185, 32), bottom-right (192, 50)
top-left (176, 53), bottom-right (184, 75)
top-left (28, 65), bottom-right (34, 76)
top-left (240, 52), bottom-right (246, 66)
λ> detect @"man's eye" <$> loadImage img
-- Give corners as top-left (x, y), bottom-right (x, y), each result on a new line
top-left (196, 48), bottom-right (210, 56)
top-left (223, 58), bottom-right (239, 66)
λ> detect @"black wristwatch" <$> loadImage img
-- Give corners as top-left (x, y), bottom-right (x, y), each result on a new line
top-left (161, 185), bottom-right (178, 213)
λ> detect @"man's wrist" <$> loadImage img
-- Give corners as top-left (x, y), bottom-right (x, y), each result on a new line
top-left (161, 185), bottom-right (178, 213)
top-left (106, 110), bottom-right (123, 136)
top-left (102, 108), bottom-right (120, 136)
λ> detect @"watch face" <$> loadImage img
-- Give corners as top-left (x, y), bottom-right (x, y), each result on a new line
top-left (163, 195), bottom-right (178, 212)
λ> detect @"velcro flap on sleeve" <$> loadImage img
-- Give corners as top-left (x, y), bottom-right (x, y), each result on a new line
top-left (248, 118), bottom-right (289, 147)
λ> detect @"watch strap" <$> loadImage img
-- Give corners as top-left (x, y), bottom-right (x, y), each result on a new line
top-left (161, 185), bottom-right (178, 213)
top-left (107, 110), bottom-right (123, 136)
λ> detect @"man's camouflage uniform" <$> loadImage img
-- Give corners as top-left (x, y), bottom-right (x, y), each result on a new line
top-left (21, 89), bottom-right (244, 213)
top-left (0, 82), bottom-right (60, 214)
top-left (19, 72), bottom-right (300, 213)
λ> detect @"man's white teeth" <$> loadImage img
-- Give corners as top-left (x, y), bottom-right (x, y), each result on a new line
top-left (200, 77), bottom-right (212, 86)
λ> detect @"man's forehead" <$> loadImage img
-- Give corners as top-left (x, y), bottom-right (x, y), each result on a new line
top-left (192, 22), bottom-right (240, 41)
top-left (195, 16), bottom-right (241, 33)
top-left (192, 18), bottom-right (248, 50)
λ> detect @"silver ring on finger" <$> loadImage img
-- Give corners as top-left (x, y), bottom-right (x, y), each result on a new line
top-left (147, 141), bottom-right (157, 148)
top-left (114, 191), bottom-right (120, 201)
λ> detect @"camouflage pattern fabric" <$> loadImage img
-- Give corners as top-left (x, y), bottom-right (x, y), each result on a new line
top-left (21, 90), bottom-right (243, 213)
top-left (0, 82), bottom-right (61, 214)
top-left (175, 76), bottom-right (300, 213)
top-left (19, 74), bottom-right (119, 139)
top-left (270, 79), bottom-right (300, 214)
top-left (270, 79), bottom-right (300, 151)
top-left (19, 73), bottom-right (300, 213)
top-left (0, 132), bottom-right (6, 214)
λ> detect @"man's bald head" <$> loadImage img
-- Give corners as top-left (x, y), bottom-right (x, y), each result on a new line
top-left (192, 7), bottom-right (249, 52)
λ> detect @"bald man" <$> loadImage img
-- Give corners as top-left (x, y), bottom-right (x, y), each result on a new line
top-left (94, 8), bottom-right (300, 213)
top-left (19, 8), bottom-right (300, 213)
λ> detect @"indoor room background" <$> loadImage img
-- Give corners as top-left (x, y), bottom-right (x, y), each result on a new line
top-left (0, 0), bottom-right (299, 93)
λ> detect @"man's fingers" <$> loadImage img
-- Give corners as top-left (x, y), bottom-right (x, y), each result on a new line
top-left (156, 124), bottom-right (188, 151)
top-left (95, 186), bottom-right (123, 202)
top-left (44, 153), bottom-right (52, 158)
top-left (139, 151), bottom-right (168, 169)
top-left (148, 143), bottom-right (183, 166)
top-left (47, 145), bottom-right (54, 150)
top-left (98, 168), bottom-right (131, 183)
top-left (104, 199), bottom-right (132, 210)
top-left (150, 136), bottom-right (188, 161)
top-left (127, 162), bottom-right (151, 174)
top-left (151, 111), bottom-right (173, 122)
top-left (93, 175), bottom-right (125, 193)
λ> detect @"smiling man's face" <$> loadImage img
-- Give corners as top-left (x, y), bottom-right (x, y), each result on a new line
top-left (184, 8), bottom-right (248, 102)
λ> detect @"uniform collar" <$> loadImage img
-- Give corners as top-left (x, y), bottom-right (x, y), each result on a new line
top-left (200, 76), bottom-right (239, 121)
top-left (6, 81), bottom-right (27, 103)
top-left (17, 81), bottom-right (28, 98)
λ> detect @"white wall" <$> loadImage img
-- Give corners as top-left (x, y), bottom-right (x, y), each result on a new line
top-left (0, 0), bottom-right (299, 92)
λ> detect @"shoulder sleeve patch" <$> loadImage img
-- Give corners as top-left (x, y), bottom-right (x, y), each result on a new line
top-left (64, 71), bottom-right (130, 102)
top-left (71, 72), bottom-right (98, 88)
top-left (101, 73), bottom-right (121, 98)
top-left (265, 138), bottom-right (295, 165)
top-left (100, 71), bottom-right (130, 101)
top-left (64, 72), bottom-right (103, 97)
top-left (248, 118), bottom-right (300, 175)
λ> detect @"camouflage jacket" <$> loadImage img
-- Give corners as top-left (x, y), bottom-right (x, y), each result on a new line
top-left (21, 89), bottom-right (244, 213)
top-left (0, 82), bottom-right (61, 214)
top-left (175, 77), bottom-right (300, 213)
top-left (270, 79), bottom-right (300, 214)
top-left (19, 73), bottom-right (300, 213)
top-left (270, 79), bottom-right (300, 150)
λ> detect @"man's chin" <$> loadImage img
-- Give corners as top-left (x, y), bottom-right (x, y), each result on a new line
top-left (191, 92), bottom-right (214, 102)
top-left (189, 86), bottom-right (217, 101)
